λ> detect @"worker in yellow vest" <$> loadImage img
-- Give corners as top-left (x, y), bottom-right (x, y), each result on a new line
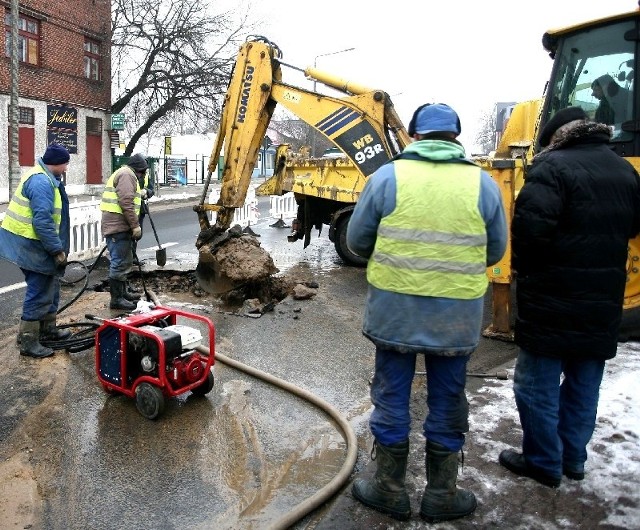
top-left (100, 154), bottom-right (145, 310)
top-left (347, 104), bottom-right (507, 523)
top-left (0, 144), bottom-right (71, 358)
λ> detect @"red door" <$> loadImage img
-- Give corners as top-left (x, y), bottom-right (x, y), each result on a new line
top-left (86, 126), bottom-right (103, 184)
top-left (6, 126), bottom-right (34, 166)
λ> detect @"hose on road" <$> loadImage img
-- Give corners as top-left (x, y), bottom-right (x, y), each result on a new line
top-left (197, 345), bottom-right (359, 530)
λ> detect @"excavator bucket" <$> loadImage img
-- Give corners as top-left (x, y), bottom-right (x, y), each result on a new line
top-left (195, 248), bottom-right (236, 294)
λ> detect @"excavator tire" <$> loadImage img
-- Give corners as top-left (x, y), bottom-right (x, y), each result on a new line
top-left (334, 215), bottom-right (368, 267)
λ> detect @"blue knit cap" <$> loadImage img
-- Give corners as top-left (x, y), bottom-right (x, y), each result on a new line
top-left (414, 103), bottom-right (461, 135)
top-left (42, 144), bottom-right (70, 165)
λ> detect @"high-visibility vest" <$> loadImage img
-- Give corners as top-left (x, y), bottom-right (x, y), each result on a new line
top-left (367, 159), bottom-right (488, 300)
top-left (100, 167), bottom-right (141, 215)
top-left (1, 164), bottom-right (62, 240)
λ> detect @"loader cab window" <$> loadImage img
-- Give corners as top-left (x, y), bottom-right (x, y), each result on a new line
top-left (544, 18), bottom-right (636, 151)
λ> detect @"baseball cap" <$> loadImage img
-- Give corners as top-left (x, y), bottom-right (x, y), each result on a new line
top-left (413, 103), bottom-right (461, 136)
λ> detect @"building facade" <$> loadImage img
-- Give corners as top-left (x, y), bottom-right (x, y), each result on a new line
top-left (0, 0), bottom-right (111, 201)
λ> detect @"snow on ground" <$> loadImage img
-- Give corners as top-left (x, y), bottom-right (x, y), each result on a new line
top-left (468, 342), bottom-right (640, 528)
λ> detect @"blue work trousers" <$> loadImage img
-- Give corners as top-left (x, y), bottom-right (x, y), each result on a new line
top-left (21, 268), bottom-right (59, 321)
top-left (105, 231), bottom-right (133, 281)
top-left (513, 348), bottom-right (605, 477)
top-left (369, 346), bottom-right (470, 452)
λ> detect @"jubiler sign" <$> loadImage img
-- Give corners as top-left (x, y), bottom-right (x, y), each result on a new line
top-left (47, 105), bottom-right (78, 154)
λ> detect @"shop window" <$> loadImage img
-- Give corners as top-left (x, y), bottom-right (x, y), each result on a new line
top-left (86, 116), bottom-right (102, 135)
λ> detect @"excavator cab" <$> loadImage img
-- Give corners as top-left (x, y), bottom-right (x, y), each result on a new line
top-left (540, 10), bottom-right (640, 311)
top-left (540, 10), bottom-right (639, 158)
top-left (484, 8), bottom-right (640, 340)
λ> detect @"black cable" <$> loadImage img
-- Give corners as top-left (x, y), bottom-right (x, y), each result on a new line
top-left (41, 322), bottom-right (100, 353)
top-left (53, 244), bottom-right (154, 353)
top-left (58, 245), bottom-right (109, 314)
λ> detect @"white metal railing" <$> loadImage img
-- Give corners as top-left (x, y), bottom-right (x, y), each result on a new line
top-left (68, 197), bottom-right (103, 261)
top-left (0, 197), bottom-right (104, 262)
top-left (269, 192), bottom-right (297, 220)
top-left (0, 186), bottom-right (293, 262)
top-left (208, 185), bottom-right (260, 227)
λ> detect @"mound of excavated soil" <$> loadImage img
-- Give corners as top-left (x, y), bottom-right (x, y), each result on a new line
top-left (213, 232), bottom-right (279, 283)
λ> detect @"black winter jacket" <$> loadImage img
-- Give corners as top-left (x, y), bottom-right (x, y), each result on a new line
top-left (513, 124), bottom-right (640, 360)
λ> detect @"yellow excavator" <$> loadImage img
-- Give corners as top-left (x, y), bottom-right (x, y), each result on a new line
top-left (193, 35), bottom-right (410, 286)
top-left (196, 5), bottom-right (640, 338)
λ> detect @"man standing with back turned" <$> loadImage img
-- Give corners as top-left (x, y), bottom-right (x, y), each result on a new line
top-left (347, 103), bottom-right (507, 522)
top-left (499, 106), bottom-right (640, 487)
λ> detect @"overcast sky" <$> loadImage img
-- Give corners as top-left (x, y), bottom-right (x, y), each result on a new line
top-left (250, 0), bottom-right (636, 151)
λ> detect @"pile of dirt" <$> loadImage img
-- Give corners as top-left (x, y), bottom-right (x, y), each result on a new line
top-left (90, 228), bottom-right (318, 313)
top-left (213, 229), bottom-right (279, 283)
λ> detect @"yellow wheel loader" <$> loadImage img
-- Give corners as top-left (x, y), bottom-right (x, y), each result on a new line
top-left (478, 6), bottom-right (640, 340)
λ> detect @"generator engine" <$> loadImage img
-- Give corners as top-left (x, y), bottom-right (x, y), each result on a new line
top-left (127, 324), bottom-right (204, 386)
top-left (94, 306), bottom-right (216, 419)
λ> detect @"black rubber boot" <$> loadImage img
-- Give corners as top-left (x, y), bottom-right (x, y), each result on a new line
top-left (420, 440), bottom-right (477, 523)
top-left (19, 319), bottom-right (54, 358)
top-left (123, 281), bottom-right (141, 302)
top-left (109, 279), bottom-right (137, 310)
top-left (40, 312), bottom-right (72, 341)
top-left (352, 440), bottom-right (411, 521)
top-left (499, 449), bottom-right (561, 487)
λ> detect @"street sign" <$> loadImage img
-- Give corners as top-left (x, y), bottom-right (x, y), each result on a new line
top-left (164, 136), bottom-right (172, 155)
top-left (111, 113), bottom-right (125, 130)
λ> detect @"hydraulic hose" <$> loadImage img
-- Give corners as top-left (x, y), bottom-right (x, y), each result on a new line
top-left (196, 345), bottom-right (359, 530)
top-left (150, 293), bottom-right (356, 529)
top-left (51, 247), bottom-right (152, 354)
top-left (58, 245), bottom-right (109, 314)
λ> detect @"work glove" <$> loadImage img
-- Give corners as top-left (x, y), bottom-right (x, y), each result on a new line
top-left (146, 188), bottom-right (155, 199)
top-left (53, 251), bottom-right (67, 267)
top-left (140, 189), bottom-right (148, 199)
top-left (132, 226), bottom-right (143, 240)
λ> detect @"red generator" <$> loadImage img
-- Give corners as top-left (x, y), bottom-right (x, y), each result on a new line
top-left (95, 306), bottom-right (215, 419)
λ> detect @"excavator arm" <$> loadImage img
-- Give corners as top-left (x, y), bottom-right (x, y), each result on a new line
top-left (194, 36), bottom-right (409, 250)
top-left (195, 37), bottom-right (281, 249)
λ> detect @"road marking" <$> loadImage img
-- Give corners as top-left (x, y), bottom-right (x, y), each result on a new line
top-left (140, 242), bottom-right (178, 251)
top-left (0, 282), bottom-right (26, 294)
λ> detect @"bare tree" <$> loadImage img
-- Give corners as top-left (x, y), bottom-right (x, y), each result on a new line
top-left (269, 111), bottom-right (333, 156)
top-left (111, 0), bottom-right (252, 155)
top-left (474, 107), bottom-right (497, 155)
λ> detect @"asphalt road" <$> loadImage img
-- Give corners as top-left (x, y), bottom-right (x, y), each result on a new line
top-left (0, 200), bottom-right (521, 529)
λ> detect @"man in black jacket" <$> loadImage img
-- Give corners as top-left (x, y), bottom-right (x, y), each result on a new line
top-left (499, 106), bottom-right (640, 487)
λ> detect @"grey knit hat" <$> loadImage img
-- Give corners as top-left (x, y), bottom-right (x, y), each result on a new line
top-left (127, 153), bottom-right (148, 172)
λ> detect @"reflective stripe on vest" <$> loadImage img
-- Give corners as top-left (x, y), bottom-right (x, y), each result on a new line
top-left (100, 167), bottom-right (141, 215)
top-left (367, 159), bottom-right (488, 300)
top-left (1, 164), bottom-right (61, 240)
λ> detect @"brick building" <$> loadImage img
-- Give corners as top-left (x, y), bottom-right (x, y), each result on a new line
top-left (0, 0), bottom-right (111, 201)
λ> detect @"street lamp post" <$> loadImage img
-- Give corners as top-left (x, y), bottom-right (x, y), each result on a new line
top-left (311, 47), bottom-right (355, 156)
